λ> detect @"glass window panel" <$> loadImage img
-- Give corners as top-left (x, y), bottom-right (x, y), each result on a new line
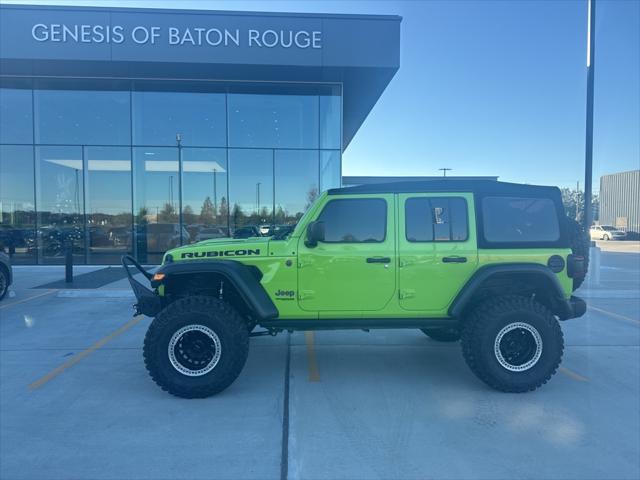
top-left (405, 197), bottom-right (468, 242)
top-left (482, 196), bottom-right (560, 243)
top-left (133, 147), bottom-right (182, 263)
top-left (228, 149), bottom-right (273, 234)
top-left (34, 89), bottom-right (130, 145)
top-left (181, 148), bottom-right (229, 244)
top-left (320, 150), bottom-right (341, 191)
top-left (228, 94), bottom-right (318, 149)
top-left (320, 94), bottom-right (341, 149)
top-left (84, 146), bottom-right (132, 264)
top-left (132, 91), bottom-right (226, 147)
top-left (36, 146), bottom-right (85, 264)
top-left (0, 146), bottom-right (36, 263)
top-left (274, 150), bottom-right (318, 226)
top-left (317, 198), bottom-right (387, 243)
top-left (0, 89), bottom-right (33, 144)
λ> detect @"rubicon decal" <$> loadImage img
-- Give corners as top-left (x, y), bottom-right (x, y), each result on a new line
top-left (181, 249), bottom-right (260, 259)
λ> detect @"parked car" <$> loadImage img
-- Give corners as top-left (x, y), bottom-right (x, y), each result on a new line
top-left (589, 225), bottom-right (626, 241)
top-left (195, 227), bottom-right (228, 242)
top-left (0, 251), bottom-right (12, 301)
top-left (232, 226), bottom-right (262, 239)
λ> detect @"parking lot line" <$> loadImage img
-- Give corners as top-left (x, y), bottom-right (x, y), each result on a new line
top-left (28, 315), bottom-right (145, 391)
top-left (304, 331), bottom-right (321, 382)
top-left (0, 289), bottom-right (56, 310)
top-left (589, 305), bottom-right (640, 326)
top-left (559, 366), bottom-right (589, 382)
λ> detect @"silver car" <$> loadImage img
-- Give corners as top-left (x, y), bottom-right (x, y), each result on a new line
top-left (589, 225), bottom-right (627, 241)
top-left (0, 251), bottom-right (12, 301)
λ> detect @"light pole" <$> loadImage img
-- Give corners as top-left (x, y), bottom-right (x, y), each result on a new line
top-left (256, 182), bottom-right (261, 215)
top-left (439, 168), bottom-right (452, 177)
top-left (583, 0), bottom-right (596, 230)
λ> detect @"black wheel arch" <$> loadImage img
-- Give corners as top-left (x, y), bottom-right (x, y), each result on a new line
top-left (155, 260), bottom-right (278, 321)
top-left (449, 264), bottom-right (573, 320)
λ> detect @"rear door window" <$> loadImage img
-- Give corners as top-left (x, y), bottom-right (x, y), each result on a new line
top-left (482, 196), bottom-right (559, 243)
top-left (405, 197), bottom-right (468, 242)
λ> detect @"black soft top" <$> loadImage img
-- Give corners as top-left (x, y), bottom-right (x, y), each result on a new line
top-left (328, 180), bottom-right (561, 197)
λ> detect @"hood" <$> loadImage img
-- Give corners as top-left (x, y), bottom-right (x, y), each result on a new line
top-left (164, 237), bottom-right (270, 262)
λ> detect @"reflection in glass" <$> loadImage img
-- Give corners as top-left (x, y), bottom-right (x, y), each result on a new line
top-left (34, 89), bottom-right (130, 145)
top-left (229, 149), bottom-right (273, 232)
top-left (320, 150), bottom-right (341, 191)
top-left (133, 91), bottom-right (226, 147)
top-left (133, 147), bottom-right (183, 263)
top-left (85, 147), bottom-right (133, 264)
top-left (320, 94), bottom-right (341, 149)
top-left (0, 146), bottom-right (36, 263)
top-left (181, 148), bottom-right (229, 243)
top-left (36, 146), bottom-right (85, 264)
top-left (228, 94), bottom-right (319, 149)
top-left (0, 89), bottom-right (33, 144)
top-left (275, 150), bottom-right (318, 225)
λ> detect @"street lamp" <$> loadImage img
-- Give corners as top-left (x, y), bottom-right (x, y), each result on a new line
top-left (583, 0), bottom-right (597, 230)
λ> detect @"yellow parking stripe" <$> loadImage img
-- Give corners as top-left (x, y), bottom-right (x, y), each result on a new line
top-left (29, 315), bottom-right (145, 390)
top-left (559, 366), bottom-right (589, 382)
top-left (304, 331), bottom-right (320, 382)
top-left (0, 290), bottom-right (55, 310)
top-left (588, 305), bottom-right (640, 326)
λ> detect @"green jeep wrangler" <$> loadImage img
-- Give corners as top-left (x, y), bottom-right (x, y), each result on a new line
top-left (123, 180), bottom-right (588, 398)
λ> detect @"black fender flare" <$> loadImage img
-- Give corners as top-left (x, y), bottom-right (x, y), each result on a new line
top-left (448, 263), bottom-right (573, 319)
top-left (155, 260), bottom-right (278, 320)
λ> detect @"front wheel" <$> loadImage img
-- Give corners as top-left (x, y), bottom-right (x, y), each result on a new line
top-left (0, 267), bottom-right (8, 301)
top-left (461, 295), bottom-right (564, 393)
top-left (143, 296), bottom-right (249, 398)
top-left (603, 234), bottom-right (610, 241)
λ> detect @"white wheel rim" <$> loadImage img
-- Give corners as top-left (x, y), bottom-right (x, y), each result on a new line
top-left (168, 324), bottom-right (222, 377)
top-left (494, 322), bottom-right (543, 372)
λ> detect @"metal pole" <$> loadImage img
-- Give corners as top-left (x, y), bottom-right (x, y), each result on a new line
top-left (583, 0), bottom-right (596, 230)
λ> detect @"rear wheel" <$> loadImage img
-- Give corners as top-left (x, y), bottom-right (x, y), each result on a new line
top-left (143, 296), bottom-right (249, 398)
top-left (0, 267), bottom-right (8, 301)
top-left (421, 327), bottom-right (460, 342)
top-left (461, 295), bottom-right (563, 393)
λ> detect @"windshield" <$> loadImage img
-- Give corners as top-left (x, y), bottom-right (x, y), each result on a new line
top-left (601, 226), bottom-right (618, 231)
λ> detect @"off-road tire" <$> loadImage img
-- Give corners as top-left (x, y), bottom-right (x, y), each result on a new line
top-left (421, 327), bottom-right (461, 342)
top-left (0, 266), bottom-right (8, 301)
top-left (461, 295), bottom-right (564, 393)
top-left (143, 296), bottom-right (249, 398)
top-left (566, 217), bottom-right (590, 290)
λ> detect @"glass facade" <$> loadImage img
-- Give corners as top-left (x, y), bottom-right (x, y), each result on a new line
top-left (0, 80), bottom-right (341, 264)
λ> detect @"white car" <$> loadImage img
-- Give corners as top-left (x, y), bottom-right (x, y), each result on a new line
top-left (589, 225), bottom-right (626, 241)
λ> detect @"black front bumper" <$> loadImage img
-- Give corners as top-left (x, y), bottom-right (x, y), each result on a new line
top-left (122, 255), bottom-right (162, 317)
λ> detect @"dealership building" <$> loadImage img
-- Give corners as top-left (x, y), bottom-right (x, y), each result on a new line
top-left (0, 4), bottom-right (401, 264)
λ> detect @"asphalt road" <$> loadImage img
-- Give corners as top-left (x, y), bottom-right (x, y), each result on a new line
top-left (0, 250), bottom-right (638, 480)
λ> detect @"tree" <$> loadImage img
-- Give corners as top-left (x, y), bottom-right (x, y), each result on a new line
top-left (305, 186), bottom-right (319, 211)
top-left (136, 207), bottom-right (149, 225)
top-left (561, 187), bottom-right (599, 223)
top-left (158, 202), bottom-right (177, 223)
top-left (200, 196), bottom-right (215, 225)
top-left (218, 196), bottom-right (229, 220)
top-left (182, 205), bottom-right (197, 225)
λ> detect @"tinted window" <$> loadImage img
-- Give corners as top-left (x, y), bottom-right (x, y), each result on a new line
top-left (34, 89), bottom-right (130, 145)
top-left (405, 197), bottom-right (468, 242)
top-left (317, 198), bottom-right (386, 243)
top-left (482, 196), bottom-right (560, 243)
top-left (0, 88), bottom-right (33, 144)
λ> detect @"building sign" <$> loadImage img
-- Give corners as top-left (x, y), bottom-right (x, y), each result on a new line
top-left (31, 23), bottom-right (322, 49)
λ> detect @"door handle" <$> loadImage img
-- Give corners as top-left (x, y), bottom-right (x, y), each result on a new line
top-left (442, 256), bottom-right (467, 263)
top-left (366, 257), bottom-right (391, 264)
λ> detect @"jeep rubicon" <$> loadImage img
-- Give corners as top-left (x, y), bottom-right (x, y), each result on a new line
top-left (123, 180), bottom-right (588, 398)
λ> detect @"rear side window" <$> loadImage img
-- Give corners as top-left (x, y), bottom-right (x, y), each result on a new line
top-left (317, 198), bottom-right (387, 243)
top-left (482, 196), bottom-right (559, 243)
top-left (405, 197), bottom-right (468, 242)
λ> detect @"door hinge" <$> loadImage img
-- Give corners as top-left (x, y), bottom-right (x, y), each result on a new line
top-left (399, 289), bottom-right (416, 300)
top-left (298, 290), bottom-right (315, 300)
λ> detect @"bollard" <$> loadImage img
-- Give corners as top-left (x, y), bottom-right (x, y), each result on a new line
top-left (588, 242), bottom-right (601, 287)
top-left (65, 240), bottom-right (73, 283)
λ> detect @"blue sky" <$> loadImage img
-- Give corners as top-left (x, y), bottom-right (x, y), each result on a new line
top-left (4, 0), bottom-right (638, 191)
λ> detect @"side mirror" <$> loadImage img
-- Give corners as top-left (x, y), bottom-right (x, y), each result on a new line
top-left (305, 221), bottom-right (325, 248)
